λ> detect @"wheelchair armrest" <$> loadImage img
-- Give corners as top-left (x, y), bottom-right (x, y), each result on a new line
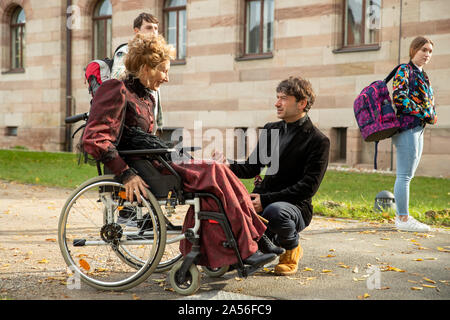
top-left (118, 148), bottom-right (176, 156)
top-left (178, 146), bottom-right (201, 152)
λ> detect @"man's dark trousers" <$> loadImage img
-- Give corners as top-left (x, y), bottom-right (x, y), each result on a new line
top-left (261, 202), bottom-right (306, 250)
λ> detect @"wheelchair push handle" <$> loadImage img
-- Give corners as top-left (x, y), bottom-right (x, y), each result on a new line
top-left (65, 112), bottom-right (89, 124)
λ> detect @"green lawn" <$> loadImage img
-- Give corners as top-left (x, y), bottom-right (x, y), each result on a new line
top-left (0, 149), bottom-right (97, 188)
top-left (1, 149), bottom-right (449, 226)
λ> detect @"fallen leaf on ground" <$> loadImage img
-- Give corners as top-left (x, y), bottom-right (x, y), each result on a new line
top-left (422, 284), bottom-right (437, 288)
top-left (383, 266), bottom-right (405, 272)
top-left (423, 277), bottom-right (436, 284)
top-left (321, 269), bottom-right (332, 273)
top-left (79, 259), bottom-right (90, 271)
top-left (437, 247), bottom-right (450, 252)
top-left (303, 267), bottom-right (314, 272)
top-left (411, 287), bottom-right (423, 291)
top-left (38, 259), bottom-right (49, 264)
top-left (357, 293), bottom-right (370, 299)
top-left (152, 279), bottom-right (165, 283)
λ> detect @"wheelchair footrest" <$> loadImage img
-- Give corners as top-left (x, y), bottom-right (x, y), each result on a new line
top-left (235, 264), bottom-right (263, 278)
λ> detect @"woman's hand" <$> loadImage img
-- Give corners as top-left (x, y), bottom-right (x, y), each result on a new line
top-left (211, 150), bottom-right (229, 166)
top-left (124, 175), bottom-right (149, 204)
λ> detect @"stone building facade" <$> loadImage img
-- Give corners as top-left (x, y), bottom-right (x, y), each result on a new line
top-left (0, 0), bottom-right (449, 177)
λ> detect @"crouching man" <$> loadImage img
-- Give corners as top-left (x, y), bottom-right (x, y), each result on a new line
top-left (213, 76), bottom-right (330, 275)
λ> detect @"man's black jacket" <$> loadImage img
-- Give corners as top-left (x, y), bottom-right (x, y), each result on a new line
top-left (229, 116), bottom-right (330, 227)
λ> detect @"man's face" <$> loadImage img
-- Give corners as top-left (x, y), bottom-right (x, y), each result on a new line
top-left (275, 92), bottom-right (306, 123)
top-left (134, 20), bottom-right (159, 35)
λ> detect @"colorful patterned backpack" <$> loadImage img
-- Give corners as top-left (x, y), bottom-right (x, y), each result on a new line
top-left (353, 64), bottom-right (413, 169)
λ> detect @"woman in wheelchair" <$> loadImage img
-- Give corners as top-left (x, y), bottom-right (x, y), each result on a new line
top-left (81, 33), bottom-right (278, 273)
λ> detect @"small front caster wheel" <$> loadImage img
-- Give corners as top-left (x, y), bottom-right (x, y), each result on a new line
top-left (168, 260), bottom-right (201, 296)
top-left (201, 265), bottom-right (230, 278)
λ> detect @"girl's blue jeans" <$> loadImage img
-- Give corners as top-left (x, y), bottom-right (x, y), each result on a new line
top-left (392, 125), bottom-right (424, 216)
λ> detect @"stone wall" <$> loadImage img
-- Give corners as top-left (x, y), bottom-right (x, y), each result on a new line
top-left (0, 0), bottom-right (448, 177)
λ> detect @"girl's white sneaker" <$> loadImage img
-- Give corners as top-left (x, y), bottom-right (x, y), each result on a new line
top-left (395, 216), bottom-right (431, 232)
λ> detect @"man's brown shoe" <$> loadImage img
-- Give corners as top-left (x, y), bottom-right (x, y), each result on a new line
top-left (274, 243), bottom-right (303, 276)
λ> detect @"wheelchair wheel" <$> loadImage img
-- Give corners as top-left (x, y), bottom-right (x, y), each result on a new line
top-left (115, 205), bottom-right (184, 273)
top-left (58, 175), bottom-right (166, 291)
top-left (168, 260), bottom-right (201, 296)
top-left (201, 265), bottom-right (230, 278)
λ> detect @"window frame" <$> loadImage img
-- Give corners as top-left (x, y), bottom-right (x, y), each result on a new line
top-left (334, 0), bottom-right (381, 53)
top-left (240, 0), bottom-right (274, 60)
top-left (92, 0), bottom-right (112, 60)
top-left (9, 6), bottom-right (26, 73)
top-left (163, 0), bottom-right (187, 64)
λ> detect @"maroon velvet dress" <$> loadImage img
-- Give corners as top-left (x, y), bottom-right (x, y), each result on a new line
top-left (82, 78), bottom-right (266, 268)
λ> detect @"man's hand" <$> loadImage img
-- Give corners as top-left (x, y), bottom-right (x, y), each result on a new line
top-left (211, 150), bottom-right (229, 166)
top-left (124, 175), bottom-right (149, 204)
top-left (250, 193), bottom-right (263, 213)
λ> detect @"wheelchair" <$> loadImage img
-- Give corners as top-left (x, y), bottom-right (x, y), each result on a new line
top-left (58, 113), bottom-right (268, 295)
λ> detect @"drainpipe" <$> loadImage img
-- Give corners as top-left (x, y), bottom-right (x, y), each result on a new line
top-left (65, 0), bottom-right (73, 152)
top-left (391, 0), bottom-right (403, 171)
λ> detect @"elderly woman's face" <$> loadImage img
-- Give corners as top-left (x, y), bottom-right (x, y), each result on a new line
top-left (141, 60), bottom-right (170, 91)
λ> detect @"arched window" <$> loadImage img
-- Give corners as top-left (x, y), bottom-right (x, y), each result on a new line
top-left (164, 0), bottom-right (186, 61)
top-left (93, 0), bottom-right (112, 59)
top-left (10, 6), bottom-right (26, 70)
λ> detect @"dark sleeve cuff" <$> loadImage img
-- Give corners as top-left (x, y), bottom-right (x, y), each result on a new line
top-left (104, 156), bottom-right (129, 177)
top-left (117, 167), bottom-right (138, 184)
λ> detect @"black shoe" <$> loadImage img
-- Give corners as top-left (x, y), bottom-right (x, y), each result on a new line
top-left (117, 207), bottom-right (137, 226)
top-left (137, 213), bottom-right (153, 231)
top-left (117, 208), bottom-right (152, 230)
top-left (258, 234), bottom-right (285, 255)
top-left (243, 250), bottom-right (276, 267)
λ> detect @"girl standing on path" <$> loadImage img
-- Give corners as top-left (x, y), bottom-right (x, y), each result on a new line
top-left (392, 36), bottom-right (437, 232)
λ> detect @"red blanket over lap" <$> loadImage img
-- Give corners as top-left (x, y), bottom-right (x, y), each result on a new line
top-left (169, 161), bottom-right (266, 269)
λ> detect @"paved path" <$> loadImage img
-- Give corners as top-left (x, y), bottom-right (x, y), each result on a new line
top-left (0, 180), bottom-right (449, 300)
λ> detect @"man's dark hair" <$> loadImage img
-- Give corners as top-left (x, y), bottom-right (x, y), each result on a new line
top-left (276, 76), bottom-right (316, 112)
top-left (133, 12), bottom-right (159, 30)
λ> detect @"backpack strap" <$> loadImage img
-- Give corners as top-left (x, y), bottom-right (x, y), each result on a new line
top-left (374, 141), bottom-right (379, 170)
top-left (113, 43), bottom-right (128, 56)
top-left (384, 64), bottom-right (403, 84)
